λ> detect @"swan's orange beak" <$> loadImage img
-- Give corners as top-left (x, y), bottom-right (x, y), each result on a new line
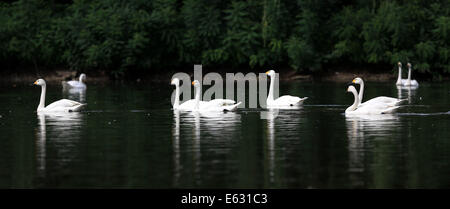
top-left (191, 81), bottom-right (195, 85)
top-left (352, 79), bottom-right (356, 83)
top-left (265, 71), bottom-right (269, 74)
top-left (33, 81), bottom-right (38, 85)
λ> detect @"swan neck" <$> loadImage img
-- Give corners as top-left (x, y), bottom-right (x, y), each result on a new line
top-left (38, 84), bottom-right (46, 110)
top-left (173, 84), bottom-right (180, 108)
top-left (79, 76), bottom-right (84, 83)
top-left (396, 66), bottom-right (402, 84)
top-left (194, 85), bottom-right (200, 109)
top-left (407, 67), bottom-right (411, 81)
top-left (358, 81), bottom-right (364, 106)
top-left (267, 75), bottom-right (274, 102)
top-left (346, 88), bottom-right (359, 112)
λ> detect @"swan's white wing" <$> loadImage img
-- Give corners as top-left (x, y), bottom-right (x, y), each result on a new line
top-left (199, 100), bottom-right (240, 112)
top-left (360, 96), bottom-right (405, 107)
top-left (176, 99), bottom-right (196, 110)
top-left (400, 79), bottom-right (408, 85)
top-left (176, 100), bottom-right (208, 110)
top-left (205, 99), bottom-right (237, 106)
top-left (400, 79), bottom-right (419, 87)
top-left (410, 80), bottom-right (419, 86)
top-left (350, 102), bottom-right (400, 115)
top-left (381, 106), bottom-right (401, 114)
top-left (44, 99), bottom-right (85, 112)
top-left (46, 99), bottom-right (82, 109)
top-left (65, 81), bottom-right (87, 89)
top-left (269, 95), bottom-right (308, 106)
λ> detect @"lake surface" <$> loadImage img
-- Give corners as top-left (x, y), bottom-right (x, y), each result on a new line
top-left (0, 80), bottom-right (449, 188)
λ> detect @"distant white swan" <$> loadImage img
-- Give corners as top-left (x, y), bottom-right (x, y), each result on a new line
top-left (396, 62), bottom-right (408, 86)
top-left (192, 80), bottom-right (241, 111)
top-left (171, 78), bottom-right (207, 110)
top-left (345, 85), bottom-right (400, 115)
top-left (171, 78), bottom-right (240, 111)
top-left (396, 62), bottom-right (419, 87)
top-left (265, 70), bottom-right (308, 107)
top-left (405, 63), bottom-right (419, 86)
top-left (62, 73), bottom-right (87, 89)
top-left (352, 77), bottom-right (405, 107)
top-left (34, 79), bottom-right (86, 112)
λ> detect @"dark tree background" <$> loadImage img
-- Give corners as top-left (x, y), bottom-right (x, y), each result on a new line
top-left (0, 0), bottom-right (448, 79)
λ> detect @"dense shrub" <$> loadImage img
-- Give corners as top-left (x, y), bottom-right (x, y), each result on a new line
top-left (0, 0), bottom-right (449, 78)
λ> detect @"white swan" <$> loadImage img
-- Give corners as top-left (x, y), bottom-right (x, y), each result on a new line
top-left (351, 77), bottom-right (405, 107)
top-left (62, 73), bottom-right (87, 89)
top-left (171, 78), bottom-right (240, 111)
top-left (396, 62), bottom-right (408, 86)
top-left (171, 78), bottom-right (207, 110)
top-left (396, 62), bottom-right (419, 86)
top-left (345, 85), bottom-right (400, 115)
top-left (34, 79), bottom-right (86, 112)
top-left (192, 80), bottom-right (241, 111)
top-left (265, 70), bottom-right (308, 107)
top-left (405, 63), bottom-right (419, 86)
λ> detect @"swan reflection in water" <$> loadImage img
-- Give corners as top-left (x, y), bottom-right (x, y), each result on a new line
top-left (261, 106), bottom-right (303, 184)
top-left (62, 87), bottom-right (86, 103)
top-left (172, 110), bottom-right (240, 186)
top-left (36, 112), bottom-right (83, 178)
top-left (397, 85), bottom-right (418, 104)
top-left (345, 114), bottom-right (400, 187)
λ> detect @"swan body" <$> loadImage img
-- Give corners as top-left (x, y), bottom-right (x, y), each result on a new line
top-left (404, 63), bottom-right (419, 86)
top-left (352, 77), bottom-right (406, 107)
top-left (345, 85), bottom-right (400, 115)
top-left (396, 62), bottom-right (408, 86)
top-left (265, 70), bottom-right (308, 107)
top-left (191, 80), bottom-right (241, 111)
top-left (62, 73), bottom-right (87, 89)
top-left (172, 99), bottom-right (236, 111)
top-left (396, 62), bottom-right (419, 87)
top-left (171, 78), bottom-right (240, 111)
top-left (34, 79), bottom-right (86, 112)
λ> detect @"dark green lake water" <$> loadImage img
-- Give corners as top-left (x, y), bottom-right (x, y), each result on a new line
top-left (0, 81), bottom-right (449, 188)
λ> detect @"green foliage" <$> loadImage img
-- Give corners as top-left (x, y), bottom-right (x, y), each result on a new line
top-left (0, 0), bottom-right (449, 77)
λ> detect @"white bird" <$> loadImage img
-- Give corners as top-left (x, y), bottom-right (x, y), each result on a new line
top-left (351, 77), bottom-right (406, 107)
top-left (396, 62), bottom-right (419, 87)
top-left (62, 73), bottom-right (87, 89)
top-left (171, 78), bottom-right (240, 111)
top-left (265, 70), bottom-right (308, 107)
top-left (34, 79), bottom-right (86, 112)
top-left (171, 78), bottom-right (207, 110)
top-left (405, 63), bottom-right (419, 87)
top-left (345, 85), bottom-right (400, 115)
top-left (396, 62), bottom-right (408, 86)
top-left (191, 80), bottom-right (241, 111)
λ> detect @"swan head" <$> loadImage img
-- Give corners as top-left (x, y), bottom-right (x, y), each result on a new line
top-left (33, 79), bottom-right (46, 86)
top-left (407, 63), bottom-right (412, 68)
top-left (351, 77), bottom-right (363, 85)
top-left (398, 62), bottom-right (402, 67)
top-left (80, 73), bottom-right (86, 80)
top-left (347, 85), bottom-right (357, 93)
top-left (192, 80), bottom-right (200, 87)
top-left (265, 70), bottom-right (275, 77)
top-left (171, 78), bottom-right (180, 85)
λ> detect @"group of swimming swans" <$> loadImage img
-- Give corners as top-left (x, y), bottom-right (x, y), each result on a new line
top-left (345, 77), bottom-right (405, 115)
top-left (171, 70), bottom-right (308, 112)
top-left (33, 74), bottom-right (87, 112)
top-left (396, 62), bottom-right (419, 87)
top-left (345, 62), bottom-right (419, 115)
top-left (345, 61), bottom-right (420, 115)
top-left (171, 79), bottom-right (242, 111)
top-left (33, 62), bottom-right (419, 115)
